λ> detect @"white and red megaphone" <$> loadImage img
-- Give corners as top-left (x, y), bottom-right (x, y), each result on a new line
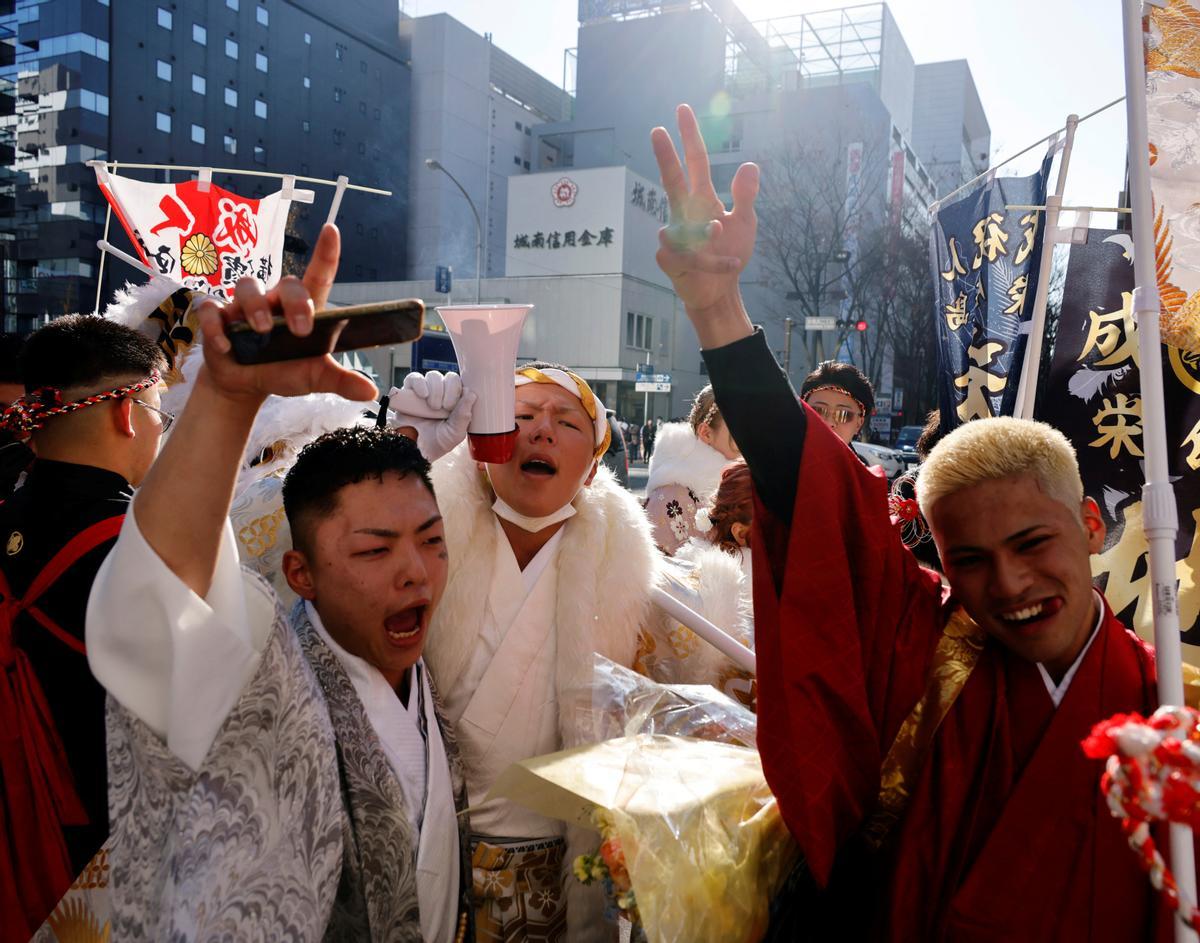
top-left (437, 304), bottom-right (533, 464)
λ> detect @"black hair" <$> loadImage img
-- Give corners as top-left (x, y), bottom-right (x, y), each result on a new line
top-left (521, 359), bottom-right (571, 372)
top-left (800, 360), bottom-right (875, 416)
top-left (915, 408), bottom-right (943, 460)
top-left (0, 334), bottom-right (24, 384)
top-left (282, 426), bottom-right (434, 553)
top-left (21, 314), bottom-right (165, 394)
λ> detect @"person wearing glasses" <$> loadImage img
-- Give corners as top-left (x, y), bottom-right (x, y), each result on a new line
top-left (799, 360), bottom-right (875, 448)
top-left (0, 313), bottom-right (169, 939)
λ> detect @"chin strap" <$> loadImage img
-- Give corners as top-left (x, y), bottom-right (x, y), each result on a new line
top-left (491, 496), bottom-right (576, 534)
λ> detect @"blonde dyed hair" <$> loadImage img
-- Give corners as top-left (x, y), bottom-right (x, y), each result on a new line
top-left (918, 417), bottom-right (1084, 523)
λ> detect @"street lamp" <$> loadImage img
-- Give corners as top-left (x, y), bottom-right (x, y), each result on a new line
top-left (424, 158), bottom-right (482, 304)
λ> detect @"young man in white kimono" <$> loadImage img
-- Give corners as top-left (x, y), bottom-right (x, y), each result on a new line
top-left (393, 365), bottom-right (714, 943)
top-left (82, 225), bottom-right (474, 942)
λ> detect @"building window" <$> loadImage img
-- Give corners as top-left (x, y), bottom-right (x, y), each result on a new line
top-left (155, 111), bottom-right (171, 133)
top-left (254, 99), bottom-right (267, 119)
top-left (626, 312), bottom-right (635, 347)
top-left (224, 87), bottom-right (237, 107)
top-left (156, 59), bottom-right (171, 81)
top-left (256, 5), bottom-right (268, 26)
top-left (513, 155), bottom-right (520, 165)
top-left (523, 159), bottom-right (530, 170)
top-left (525, 126), bottom-right (532, 136)
top-left (223, 134), bottom-right (236, 155)
top-left (357, 142), bottom-right (365, 155)
top-left (191, 124), bottom-right (205, 144)
top-left (254, 144), bottom-right (266, 164)
top-left (225, 38), bottom-right (237, 59)
top-left (192, 23), bottom-right (206, 45)
top-left (157, 6), bottom-right (172, 29)
top-left (303, 76), bottom-right (310, 88)
top-left (333, 87), bottom-right (344, 103)
top-left (515, 121), bottom-right (522, 132)
top-left (373, 107), bottom-right (380, 120)
top-left (302, 119), bottom-right (310, 132)
top-left (255, 52), bottom-right (268, 72)
top-left (332, 128), bottom-right (345, 145)
top-left (304, 31), bottom-right (311, 44)
top-left (335, 43), bottom-right (346, 61)
top-left (226, 0), bottom-right (238, 8)
top-left (360, 60), bottom-right (367, 73)
top-left (627, 313), bottom-right (652, 350)
top-left (358, 101), bottom-right (366, 114)
top-left (192, 74), bottom-right (206, 95)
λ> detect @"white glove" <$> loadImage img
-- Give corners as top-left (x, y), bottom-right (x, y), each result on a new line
top-left (388, 370), bottom-right (476, 462)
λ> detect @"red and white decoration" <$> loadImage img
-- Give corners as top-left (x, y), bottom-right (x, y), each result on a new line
top-left (551, 176), bottom-right (578, 208)
top-left (93, 167), bottom-right (312, 300)
top-left (1083, 705), bottom-right (1200, 929)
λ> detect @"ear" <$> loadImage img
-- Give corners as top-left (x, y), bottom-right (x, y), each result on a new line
top-left (696, 422), bottom-right (714, 445)
top-left (113, 398), bottom-right (137, 439)
top-left (282, 549), bottom-right (318, 600)
top-left (1081, 497), bottom-right (1106, 553)
top-left (850, 414), bottom-right (865, 440)
top-left (731, 521), bottom-right (750, 547)
top-left (583, 459), bottom-right (598, 487)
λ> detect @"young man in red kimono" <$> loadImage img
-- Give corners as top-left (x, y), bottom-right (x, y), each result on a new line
top-left (649, 103), bottom-right (1189, 941)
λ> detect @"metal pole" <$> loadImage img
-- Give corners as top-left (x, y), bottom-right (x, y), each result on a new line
top-left (425, 160), bottom-right (483, 304)
top-left (1014, 115), bottom-right (1077, 419)
top-left (1122, 5), bottom-right (1195, 940)
top-left (783, 316), bottom-right (793, 375)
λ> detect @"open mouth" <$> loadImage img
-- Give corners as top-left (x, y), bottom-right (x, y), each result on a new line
top-left (997, 596), bottom-right (1064, 630)
top-left (385, 604), bottom-right (427, 645)
top-left (520, 458), bottom-right (557, 477)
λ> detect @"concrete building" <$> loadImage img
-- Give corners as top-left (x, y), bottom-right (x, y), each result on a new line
top-left (403, 14), bottom-right (571, 286)
top-left (911, 59), bottom-right (992, 201)
top-left (1, 0), bottom-right (411, 330)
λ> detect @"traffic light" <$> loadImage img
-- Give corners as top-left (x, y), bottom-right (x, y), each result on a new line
top-left (855, 320), bottom-right (868, 332)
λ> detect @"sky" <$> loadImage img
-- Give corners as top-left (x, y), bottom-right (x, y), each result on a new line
top-left (401, 0), bottom-right (1131, 221)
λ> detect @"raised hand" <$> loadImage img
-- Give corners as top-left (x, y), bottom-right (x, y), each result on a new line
top-left (194, 223), bottom-right (378, 405)
top-left (651, 104), bottom-right (759, 348)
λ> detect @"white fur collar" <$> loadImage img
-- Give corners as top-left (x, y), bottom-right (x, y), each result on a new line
top-left (645, 422), bottom-right (731, 502)
top-left (424, 442), bottom-right (662, 749)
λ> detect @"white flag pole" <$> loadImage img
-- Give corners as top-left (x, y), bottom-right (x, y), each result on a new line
top-left (92, 160), bottom-right (118, 316)
top-left (1013, 118), bottom-right (1076, 420)
top-left (1122, 3), bottom-right (1195, 939)
top-left (650, 585), bottom-right (756, 674)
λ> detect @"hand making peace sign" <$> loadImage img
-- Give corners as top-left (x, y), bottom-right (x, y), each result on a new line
top-left (651, 104), bottom-right (760, 348)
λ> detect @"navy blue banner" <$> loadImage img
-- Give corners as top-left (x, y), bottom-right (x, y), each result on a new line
top-left (931, 151), bottom-right (1054, 433)
top-left (1038, 229), bottom-right (1200, 651)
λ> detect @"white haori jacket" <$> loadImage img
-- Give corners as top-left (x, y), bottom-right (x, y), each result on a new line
top-left (426, 443), bottom-right (671, 942)
top-left (84, 504), bottom-right (471, 942)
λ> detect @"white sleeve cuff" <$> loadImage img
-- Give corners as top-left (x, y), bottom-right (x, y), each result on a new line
top-left (86, 499), bottom-right (277, 771)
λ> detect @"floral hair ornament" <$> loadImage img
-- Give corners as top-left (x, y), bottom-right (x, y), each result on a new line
top-left (1082, 705), bottom-right (1200, 930)
top-left (514, 366), bottom-right (611, 460)
top-left (1, 371), bottom-right (163, 439)
top-left (888, 472), bottom-right (931, 549)
top-left (694, 505), bottom-right (714, 533)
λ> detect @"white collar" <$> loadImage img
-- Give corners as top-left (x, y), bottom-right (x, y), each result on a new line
top-left (1036, 590), bottom-right (1105, 708)
top-left (304, 600), bottom-right (419, 711)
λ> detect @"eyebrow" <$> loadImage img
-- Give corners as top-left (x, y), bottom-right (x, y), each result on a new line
top-left (946, 525), bottom-right (1046, 555)
top-left (353, 515), bottom-right (442, 538)
top-left (516, 399), bottom-right (587, 420)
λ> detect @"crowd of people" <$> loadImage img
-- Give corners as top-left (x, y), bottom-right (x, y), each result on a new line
top-left (0, 102), bottom-right (1188, 943)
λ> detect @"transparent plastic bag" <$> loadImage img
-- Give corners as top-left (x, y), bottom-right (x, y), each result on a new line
top-left (490, 657), bottom-right (798, 943)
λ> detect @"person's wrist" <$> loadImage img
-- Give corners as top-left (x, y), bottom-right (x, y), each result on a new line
top-left (684, 290), bottom-right (754, 349)
top-left (194, 365), bottom-right (268, 415)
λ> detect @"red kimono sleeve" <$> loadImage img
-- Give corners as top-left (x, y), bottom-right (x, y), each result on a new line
top-left (751, 403), bottom-right (945, 885)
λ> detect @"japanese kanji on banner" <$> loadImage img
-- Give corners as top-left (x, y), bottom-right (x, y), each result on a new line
top-left (1037, 229), bottom-right (1200, 657)
top-left (930, 150), bottom-right (1054, 433)
top-left (1146, 0), bottom-right (1200, 356)
top-left (93, 168), bottom-right (306, 300)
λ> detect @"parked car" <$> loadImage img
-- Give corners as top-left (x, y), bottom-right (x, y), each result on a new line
top-left (600, 412), bottom-right (630, 488)
top-left (851, 439), bottom-right (907, 480)
top-left (894, 424), bottom-right (924, 474)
